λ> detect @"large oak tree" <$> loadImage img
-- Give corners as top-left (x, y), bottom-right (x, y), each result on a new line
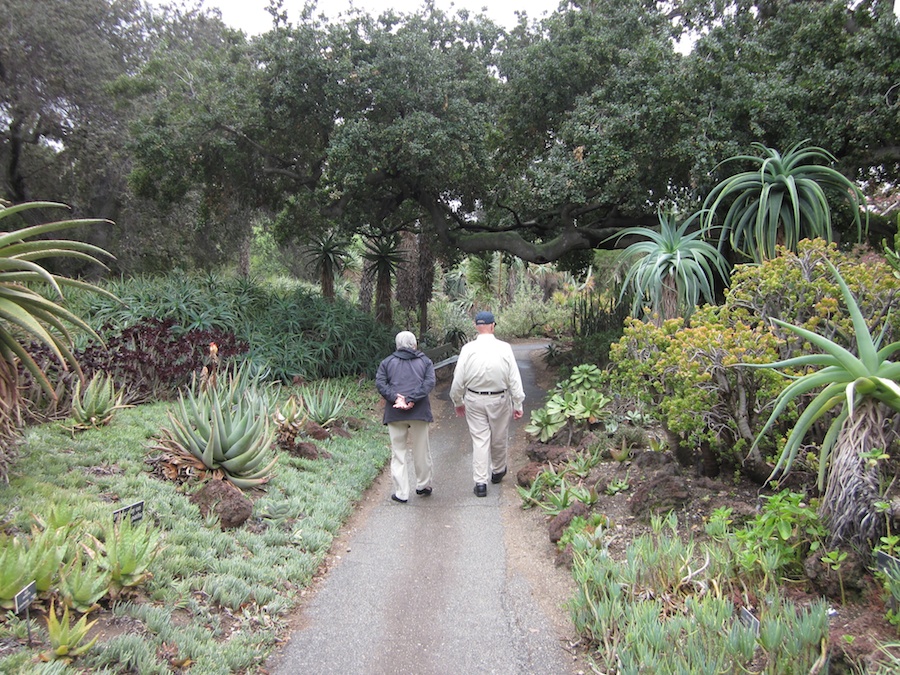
top-left (12, 1), bottom-right (900, 269)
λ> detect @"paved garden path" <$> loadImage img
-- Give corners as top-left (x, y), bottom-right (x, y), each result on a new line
top-left (266, 340), bottom-right (579, 674)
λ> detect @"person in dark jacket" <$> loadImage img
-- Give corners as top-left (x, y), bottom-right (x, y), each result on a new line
top-left (375, 331), bottom-right (436, 503)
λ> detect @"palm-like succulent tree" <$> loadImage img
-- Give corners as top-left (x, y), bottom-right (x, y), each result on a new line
top-left (0, 201), bottom-right (114, 478)
top-left (362, 234), bottom-right (405, 326)
top-left (616, 211), bottom-right (730, 324)
top-left (303, 231), bottom-right (349, 301)
top-left (702, 140), bottom-right (866, 263)
top-left (746, 261), bottom-right (900, 549)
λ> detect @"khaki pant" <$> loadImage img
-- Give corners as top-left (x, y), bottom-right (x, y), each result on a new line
top-left (463, 391), bottom-right (511, 485)
top-left (387, 420), bottom-right (433, 501)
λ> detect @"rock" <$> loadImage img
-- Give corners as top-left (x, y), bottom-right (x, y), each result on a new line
top-left (303, 421), bottom-right (331, 440)
top-left (517, 462), bottom-right (544, 487)
top-left (291, 441), bottom-right (331, 460)
top-left (804, 548), bottom-right (868, 602)
top-left (526, 443), bottom-right (571, 464)
top-left (344, 417), bottom-right (367, 431)
top-left (189, 479), bottom-right (253, 529)
top-left (548, 501), bottom-right (589, 544)
top-left (628, 473), bottom-right (690, 522)
top-left (632, 449), bottom-right (675, 470)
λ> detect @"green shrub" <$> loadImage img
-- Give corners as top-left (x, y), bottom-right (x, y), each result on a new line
top-left (605, 239), bottom-right (900, 481)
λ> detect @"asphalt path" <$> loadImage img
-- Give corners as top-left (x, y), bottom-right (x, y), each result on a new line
top-left (266, 340), bottom-right (577, 675)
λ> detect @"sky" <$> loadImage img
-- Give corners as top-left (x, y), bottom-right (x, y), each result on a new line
top-left (193, 0), bottom-right (563, 35)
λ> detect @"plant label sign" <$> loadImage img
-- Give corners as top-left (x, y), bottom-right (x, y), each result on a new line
top-left (14, 581), bottom-right (36, 614)
top-left (739, 606), bottom-right (760, 636)
top-left (113, 500), bottom-right (145, 525)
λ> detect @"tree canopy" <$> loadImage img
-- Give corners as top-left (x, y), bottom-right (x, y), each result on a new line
top-left (4, 0), bottom-right (900, 271)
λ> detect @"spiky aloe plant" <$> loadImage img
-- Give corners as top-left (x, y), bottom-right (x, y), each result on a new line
top-left (615, 210), bottom-right (730, 324)
top-left (91, 518), bottom-right (162, 599)
top-left (702, 140), bottom-right (867, 263)
top-left (0, 201), bottom-right (115, 478)
top-left (40, 600), bottom-right (98, 663)
top-left (70, 371), bottom-right (130, 430)
top-left (156, 384), bottom-right (277, 490)
top-left (745, 261), bottom-right (900, 548)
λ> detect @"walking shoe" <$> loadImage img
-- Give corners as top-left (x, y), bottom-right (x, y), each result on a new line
top-left (474, 483), bottom-right (487, 497)
top-left (415, 487), bottom-right (433, 496)
top-left (491, 468), bottom-right (507, 484)
top-left (391, 494), bottom-right (407, 503)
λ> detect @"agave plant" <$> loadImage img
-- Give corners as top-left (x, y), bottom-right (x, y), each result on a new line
top-left (745, 261), bottom-right (900, 548)
top-left (70, 371), bottom-right (129, 431)
top-left (0, 201), bottom-right (115, 477)
top-left (156, 384), bottom-right (277, 489)
top-left (702, 140), bottom-right (866, 263)
top-left (615, 210), bottom-right (729, 324)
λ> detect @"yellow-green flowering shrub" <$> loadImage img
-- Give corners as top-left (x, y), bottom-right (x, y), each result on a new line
top-left (606, 239), bottom-right (900, 482)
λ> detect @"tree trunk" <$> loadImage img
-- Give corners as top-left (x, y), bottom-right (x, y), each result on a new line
top-left (358, 263), bottom-right (375, 312)
top-left (375, 268), bottom-right (393, 325)
top-left (321, 266), bottom-right (335, 301)
top-left (416, 234), bottom-right (435, 339)
top-left (820, 400), bottom-right (890, 550)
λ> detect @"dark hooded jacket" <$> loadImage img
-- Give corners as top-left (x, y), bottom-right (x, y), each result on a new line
top-left (375, 348), bottom-right (435, 424)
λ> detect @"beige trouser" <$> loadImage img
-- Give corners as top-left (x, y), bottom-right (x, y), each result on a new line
top-left (463, 391), bottom-right (512, 485)
top-left (387, 420), bottom-right (433, 501)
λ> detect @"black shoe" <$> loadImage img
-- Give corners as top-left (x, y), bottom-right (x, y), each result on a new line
top-left (491, 468), bottom-right (507, 484)
top-left (416, 486), bottom-right (433, 496)
top-left (474, 483), bottom-right (487, 497)
top-left (391, 494), bottom-right (407, 503)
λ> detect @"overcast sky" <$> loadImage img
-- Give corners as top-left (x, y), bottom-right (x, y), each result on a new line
top-left (189, 0), bottom-right (562, 35)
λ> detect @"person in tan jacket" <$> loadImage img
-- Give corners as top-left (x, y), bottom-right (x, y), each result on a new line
top-left (450, 311), bottom-right (525, 497)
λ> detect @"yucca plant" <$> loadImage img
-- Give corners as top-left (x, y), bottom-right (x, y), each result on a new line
top-left (40, 600), bottom-right (98, 663)
top-left (155, 384), bottom-right (277, 489)
top-left (70, 371), bottom-right (129, 431)
top-left (615, 210), bottom-right (730, 324)
top-left (745, 261), bottom-right (900, 548)
top-left (0, 201), bottom-right (115, 479)
top-left (702, 140), bottom-right (867, 263)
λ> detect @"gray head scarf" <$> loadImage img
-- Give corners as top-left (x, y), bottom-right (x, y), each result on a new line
top-left (395, 331), bottom-right (417, 351)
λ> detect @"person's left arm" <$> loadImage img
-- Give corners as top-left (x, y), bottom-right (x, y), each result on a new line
top-left (405, 357), bottom-right (436, 402)
top-left (505, 347), bottom-right (526, 415)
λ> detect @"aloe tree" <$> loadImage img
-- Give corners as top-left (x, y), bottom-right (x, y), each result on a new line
top-left (616, 211), bottom-right (729, 325)
top-left (746, 261), bottom-right (900, 549)
top-left (303, 231), bottom-right (349, 301)
top-left (702, 140), bottom-right (867, 263)
top-left (362, 234), bottom-right (405, 326)
top-left (0, 201), bottom-right (114, 479)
